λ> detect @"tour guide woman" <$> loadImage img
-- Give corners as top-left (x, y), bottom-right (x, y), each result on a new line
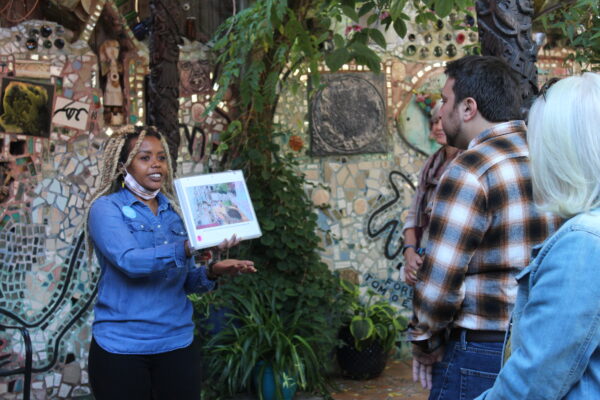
top-left (84, 125), bottom-right (256, 400)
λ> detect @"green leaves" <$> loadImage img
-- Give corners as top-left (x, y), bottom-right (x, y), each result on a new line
top-left (350, 316), bottom-right (375, 343)
top-left (535, 0), bottom-right (600, 68)
top-left (325, 47), bottom-right (351, 71)
top-left (349, 42), bottom-right (381, 72)
top-left (194, 271), bottom-right (348, 399)
top-left (368, 28), bottom-right (387, 48)
top-left (341, 5), bottom-right (359, 21)
top-left (341, 280), bottom-right (408, 353)
top-left (434, 0), bottom-right (455, 18)
top-left (393, 18), bottom-right (408, 37)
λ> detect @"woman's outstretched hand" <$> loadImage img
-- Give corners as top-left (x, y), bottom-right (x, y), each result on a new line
top-left (211, 259), bottom-right (256, 277)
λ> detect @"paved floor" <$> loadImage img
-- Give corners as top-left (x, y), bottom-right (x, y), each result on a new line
top-left (231, 359), bottom-right (429, 400)
top-left (330, 359), bottom-right (429, 400)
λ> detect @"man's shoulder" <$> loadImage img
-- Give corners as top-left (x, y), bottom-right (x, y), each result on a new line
top-left (452, 132), bottom-right (528, 179)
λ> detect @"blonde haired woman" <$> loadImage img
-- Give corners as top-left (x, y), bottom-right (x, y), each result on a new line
top-left (402, 102), bottom-right (461, 285)
top-left (477, 73), bottom-right (600, 399)
top-left (85, 125), bottom-right (255, 400)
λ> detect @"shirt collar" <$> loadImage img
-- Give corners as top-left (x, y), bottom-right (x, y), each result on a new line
top-left (468, 120), bottom-right (527, 150)
top-left (118, 187), bottom-right (170, 212)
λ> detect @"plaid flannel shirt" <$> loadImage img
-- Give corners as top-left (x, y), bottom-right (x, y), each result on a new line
top-left (409, 121), bottom-right (561, 341)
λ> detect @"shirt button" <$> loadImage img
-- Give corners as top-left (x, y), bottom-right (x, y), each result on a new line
top-left (140, 225), bottom-right (144, 228)
top-left (164, 240), bottom-right (168, 244)
top-left (157, 224), bottom-right (161, 228)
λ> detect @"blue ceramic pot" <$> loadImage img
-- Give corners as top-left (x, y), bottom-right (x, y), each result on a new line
top-left (253, 361), bottom-right (297, 400)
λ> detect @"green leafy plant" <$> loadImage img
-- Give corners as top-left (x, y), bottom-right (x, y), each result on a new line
top-left (340, 280), bottom-right (407, 352)
top-left (197, 273), bottom-right (345, 399)
top-left (535, 0), bottom-right (600, 67)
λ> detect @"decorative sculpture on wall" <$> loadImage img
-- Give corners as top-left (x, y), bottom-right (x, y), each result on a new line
top-left (310, 72), bottom-right (387, 156)
top-left (179, 60), bottom-right (211, 97)
top-left (99, 39), bottom-right (124, 126)
top-left (476, 0), bottom-right (538, 109)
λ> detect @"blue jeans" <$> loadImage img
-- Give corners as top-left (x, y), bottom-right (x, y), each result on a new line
top-left (429, 331), bottom-right (502, 400)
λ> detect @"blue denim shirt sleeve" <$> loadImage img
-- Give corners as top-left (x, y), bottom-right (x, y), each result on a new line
top-left (476, 229), bottom-right (600, 399)
top-left (89, 196), bottom-right (188, 278)
top-left (184, 265), bottom-right (216, 294)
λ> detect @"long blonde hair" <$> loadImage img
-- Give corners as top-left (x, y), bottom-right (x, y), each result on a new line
top-left (83, 125), bottom-right (180, 265)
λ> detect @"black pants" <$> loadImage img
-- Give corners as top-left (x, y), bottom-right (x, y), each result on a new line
top-left (88, 337), bottom-right (202, 400)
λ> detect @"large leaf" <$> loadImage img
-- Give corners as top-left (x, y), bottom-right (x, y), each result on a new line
top-left (341, 5), bottom-right (359, 22)
top-left (358, 2), bottom-right (375, 17)
top-left (349, 316), bottom-right (374, 342)
top-left (393, 18), bottom-right (407, 38)
top-left (434, 0), bottom-right (455, 18)
top-left (325, 47), bottom-right (351, 72)
top-left (369, 28), bottom-right (388, 49)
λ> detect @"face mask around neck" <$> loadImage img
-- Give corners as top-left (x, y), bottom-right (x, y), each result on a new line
top-left (123, 170), bottom-right (160, 200)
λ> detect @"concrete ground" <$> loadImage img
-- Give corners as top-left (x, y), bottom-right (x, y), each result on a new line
top-left (231, 359), bottom-right (429, 400)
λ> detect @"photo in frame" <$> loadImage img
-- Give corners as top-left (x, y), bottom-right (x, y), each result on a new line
top-left (0, 77), bottom-right (55, 138)
top-left (174, 170), bottom-right (262, 250)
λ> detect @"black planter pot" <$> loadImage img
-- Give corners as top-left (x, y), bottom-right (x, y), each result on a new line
top-left (337, 326), bottom-right (387, 380)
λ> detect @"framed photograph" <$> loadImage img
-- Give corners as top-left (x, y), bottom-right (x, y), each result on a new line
top-left (174, 170), bottom-right (262, 250)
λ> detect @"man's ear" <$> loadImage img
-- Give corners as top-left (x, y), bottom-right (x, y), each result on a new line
top-left (461, 97), bottom-right (478, 122)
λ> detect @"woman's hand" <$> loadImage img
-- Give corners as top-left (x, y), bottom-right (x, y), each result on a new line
top-left (217, 234), bottom-right (240, 251)
top-left (404, 248), bottom-right (423, 286)
top-left (210, 259), bottom-right (256, 278)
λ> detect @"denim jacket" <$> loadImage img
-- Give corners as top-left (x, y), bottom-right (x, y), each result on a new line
top-left (477, 209), bottom-right (600, 399)
top-left (89, 189), bottom-right (215, 354)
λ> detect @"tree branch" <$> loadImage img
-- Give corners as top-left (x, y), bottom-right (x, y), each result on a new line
top-left (534, 0), bottom-right (576, 20)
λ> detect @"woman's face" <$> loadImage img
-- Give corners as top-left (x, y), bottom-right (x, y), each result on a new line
top-left (428, 112), bottom-right (447, 145)
top-left (126, 135), bottom-right (167, 192)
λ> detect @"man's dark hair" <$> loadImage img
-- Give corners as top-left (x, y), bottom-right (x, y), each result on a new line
top-left (445, 55), bottom-right (522, 122)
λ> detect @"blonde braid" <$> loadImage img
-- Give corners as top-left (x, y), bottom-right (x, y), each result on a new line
top-left (83, 125), bottom-right (180, 267)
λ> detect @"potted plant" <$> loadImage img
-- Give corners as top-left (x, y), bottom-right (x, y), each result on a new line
top-left (199, 274), bottom-right (336, 400)
top-left (337, 280), bottom-right (408, 380)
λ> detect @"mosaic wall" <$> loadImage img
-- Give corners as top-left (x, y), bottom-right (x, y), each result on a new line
top-left (0, 19), bottom-right (103, 399)
top-left (275, 59), bottom-right (448, 315)
top-left (0, 5), bottom-right (578, 400)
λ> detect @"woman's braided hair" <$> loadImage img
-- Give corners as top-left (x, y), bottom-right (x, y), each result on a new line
top-left (84, 125), bottom-right (181, 265)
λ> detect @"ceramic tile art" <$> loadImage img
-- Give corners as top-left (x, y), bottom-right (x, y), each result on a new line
top-left (0, 19), bottom-right (102, 400)
top-left (0, 5), bottom-right (576, 399)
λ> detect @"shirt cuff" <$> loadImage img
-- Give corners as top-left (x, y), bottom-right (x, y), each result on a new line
top-left (173, 240), bottom-right (189, 269)
top-left (198, 265), bottom-right (217, 292)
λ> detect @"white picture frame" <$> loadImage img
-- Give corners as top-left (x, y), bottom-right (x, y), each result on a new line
top-left (174, 170), bottom-right (262, 250)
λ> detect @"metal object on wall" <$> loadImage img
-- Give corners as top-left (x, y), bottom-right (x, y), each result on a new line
top-left (310, 72), bottom-right (387, 156)
top-left (476, 0), bottom-right (538, 110)
top-left (148, 0), bottom-right (182, 170)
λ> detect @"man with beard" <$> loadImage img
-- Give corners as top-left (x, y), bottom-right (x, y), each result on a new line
top-left (408, 55), bottom-right (561, 400)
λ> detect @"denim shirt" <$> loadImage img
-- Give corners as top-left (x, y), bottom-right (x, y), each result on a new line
top-left (88, 188), bottom-right (215, 354)
top-left (477, 209), bottom-right (600, 399)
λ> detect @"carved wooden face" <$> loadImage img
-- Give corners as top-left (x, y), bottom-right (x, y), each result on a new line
top-left (179, 60), bottom-right (211, 97)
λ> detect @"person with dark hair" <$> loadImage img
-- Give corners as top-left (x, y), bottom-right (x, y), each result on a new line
top-left (84, 125), bottom-right (256, 400)
top-left (408, 56), bottom-right (560, 400)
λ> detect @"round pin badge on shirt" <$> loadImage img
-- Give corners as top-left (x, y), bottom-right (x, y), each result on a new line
top-left (122, 206), bottom-right (137, 219)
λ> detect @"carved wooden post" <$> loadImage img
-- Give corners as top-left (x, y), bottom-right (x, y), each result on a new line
top-left (148, 0), bottom-right (182, 171)
top-left (476, 0), bottom-right (538, 110)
